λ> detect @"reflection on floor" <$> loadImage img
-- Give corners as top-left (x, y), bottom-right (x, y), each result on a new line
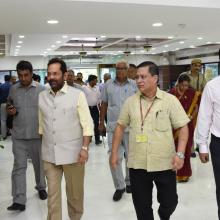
top-left (0, 137), bottom-right (218, 220)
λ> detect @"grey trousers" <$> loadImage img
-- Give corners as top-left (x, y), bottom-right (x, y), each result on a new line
top-left (0, 103), bottom-right (7, 138)
top-left (11, 138), bottom-right (46, 205)
top-left (107, 132), bottom-right (130, 190)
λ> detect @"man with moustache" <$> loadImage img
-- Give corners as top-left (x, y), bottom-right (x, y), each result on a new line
top-left (7, 60), bottom-right (47, 212)
top-left (39, 58), bottom-right (93, 220)
top-left (110, 61), bottom-right (189, 220)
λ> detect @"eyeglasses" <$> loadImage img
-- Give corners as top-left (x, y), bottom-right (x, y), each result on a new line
top-left (116, 67), bottom-right (127, 71)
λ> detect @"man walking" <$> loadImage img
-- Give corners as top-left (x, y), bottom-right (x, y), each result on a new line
top-left (7, 60), bottom-right (47, 212)
top-left (111, 61), bottom-right (189, 220)
top-left (39, 58), bottom-right (93, 220)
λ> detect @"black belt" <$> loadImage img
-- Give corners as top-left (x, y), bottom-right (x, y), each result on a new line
top-left (89, 106), bottom-right (97, 109)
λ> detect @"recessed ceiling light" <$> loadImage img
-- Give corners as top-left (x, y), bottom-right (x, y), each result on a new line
top-left (16, 45), bottom-right (21, 48)
top-left (175, 48), bottom-right (179, 50)
top-left (62, 35), bottom-right (68, 38)
top-left (51, 45), bottom-right (56, 48)
top-left (152, 22), bottom-right (163, 27)
top-left (190, 45), bottom-right (195, 48)
top-left (162, 51), bottom-right (167, 53)
top-left (140, 50), bottom-right (145, 53)
top-left (47, 20), bottom-right (59, 24)
top-left (168, 36), bottom-right (174, 39)
top-left (164, 45), bottom-right (169, 48)
top-left (118, 51), bottom-right (122, 53)
top-left (179, 41), bottom-right (184, 44)
top-left (136, 36), bottom-right (141, 39)
top-left (206, 42), bottom-right (212, 44)
top-left (17, 41), bottom-right (23, 44)
top-left (151, 53), bottom-right (156, 55)
top-left (197, 37), bottom-right (203, 40)
top-left (56, 41), bottom-right (61, 44)
top-left (44, 51), bottom-right (48, 54)
top-left (100, 35), bottom-right (106, 38)
top-left (19, 35), bottom-right (25, 39)
top-left (47, 48), bottom-right (51, 51)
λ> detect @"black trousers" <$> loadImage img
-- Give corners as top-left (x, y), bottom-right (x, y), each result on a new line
top-left (89, 106), bottom-right (100, 142)
top-left (129, 169), bottom-right (178, 220)
top-left (210, 134), bottom-right (220, 219)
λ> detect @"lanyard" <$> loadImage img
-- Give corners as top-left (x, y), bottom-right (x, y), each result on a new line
top-left (140, 97), bottom-right (155, 132)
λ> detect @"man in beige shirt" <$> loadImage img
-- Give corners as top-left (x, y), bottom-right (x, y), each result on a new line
top-left (110, 61), bottom-right (189, 220)
top-left (39, 58), bottom-right (93, 220)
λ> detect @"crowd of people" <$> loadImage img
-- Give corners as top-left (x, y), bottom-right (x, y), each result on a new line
top-left (0, 57), bottom-right (219, 220)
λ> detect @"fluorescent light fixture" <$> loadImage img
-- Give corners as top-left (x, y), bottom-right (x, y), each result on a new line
top-left (47, 48), bottom-right (51, 51)
top-left (151, 53), bottom-right (156, 55)
top-left (152, 22), bottom-right (163, 27)
top-left (162, 51), bottom-right (167, 53)
top-left (136, 36), bottom-right (141, 39)
top-left (197, 37), bottom-right (203, 40)
top-left (151, 48), bottom-right (156, 50)
top-left (44, 51), bottom-right (48, 54)
top-left (175, 48), bottom-right (179, 50)
top-left (168, 36), bottom-right (174, 39)
top-left (140, 50), bottom-right (145, 53)
top-left (19, 35), bottom-right (25, 38)
top-left (216, 42), bottom-right (220, 44)
top-left (47, 20), bottom-right (59, 24)
top-left (118, 51), bottom-right (122, 53)
top-left (206, 42), bottom-right (212, 44)
top-left (164, 45), bottom-right (169, 48)
top-left (51, 45), bottom-right (56, 48)
top-left (179, 41), bottom-right (184, 44)
top-left (62, 35), bottom-right (68, 38)
top-left (190, 45), bottom-right (195, 48)
top-left (17, 41), bottom-right (23, 44)
top-left (16, 45), bottom-right (21, 48)
top-left (56, 41), bottom-right (61, 44)
top-left (0, 52), bottom-right (4, 55)
top-left (100, 35), bottom-right (106, 38)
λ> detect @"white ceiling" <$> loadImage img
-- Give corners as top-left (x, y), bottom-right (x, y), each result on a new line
top-left (0, 0), bottom-right (220, 57)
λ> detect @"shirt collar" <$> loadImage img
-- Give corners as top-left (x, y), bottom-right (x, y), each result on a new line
top-left (113, 78), bottom-right (129, 85)
top-left (49, 82), bottom-right (68, 96)
top-left (137, 87), bottom-right (163, 100)
top-left (18, 80), bottom-right (37, 88)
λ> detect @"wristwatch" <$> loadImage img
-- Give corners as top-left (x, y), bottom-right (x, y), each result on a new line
top-left (176, 152), bottom-right (185, 159)
top-left (81, 146), bottom-right (88, 151)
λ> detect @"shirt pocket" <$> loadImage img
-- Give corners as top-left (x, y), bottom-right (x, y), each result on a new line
top-left (155, 111), bottom-right (170, 132)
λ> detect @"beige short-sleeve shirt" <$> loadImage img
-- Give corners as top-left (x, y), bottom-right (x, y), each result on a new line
top-left (118, 88), bottom-right (190, 172)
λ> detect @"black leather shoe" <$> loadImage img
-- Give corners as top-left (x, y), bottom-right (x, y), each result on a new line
top-left (126, 185), bottom-right (131, 193)
top-left (38, 189), bottom-right (47, 200)
top-left (95, 140), bottom-right (102, 145)
top-left (7, 203), bottom-right (25, 211)
top-left (113, 189), bottom-right (125, 201)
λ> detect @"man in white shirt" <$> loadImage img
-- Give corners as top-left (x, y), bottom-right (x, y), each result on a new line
top-left (82, 75), bottom-right (102, 145)
top-left (196, 75), bottom-right (220, 219)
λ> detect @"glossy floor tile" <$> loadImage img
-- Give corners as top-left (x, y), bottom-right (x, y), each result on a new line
top-left (0, 137), bottom-right (218, 220)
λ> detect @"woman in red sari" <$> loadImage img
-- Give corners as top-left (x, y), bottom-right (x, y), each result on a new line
top-left (169, 74), bottom-right (200, 182)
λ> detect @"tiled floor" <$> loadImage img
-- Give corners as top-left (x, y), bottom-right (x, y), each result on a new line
top-left (0, 137), bottom-right (218, 220)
